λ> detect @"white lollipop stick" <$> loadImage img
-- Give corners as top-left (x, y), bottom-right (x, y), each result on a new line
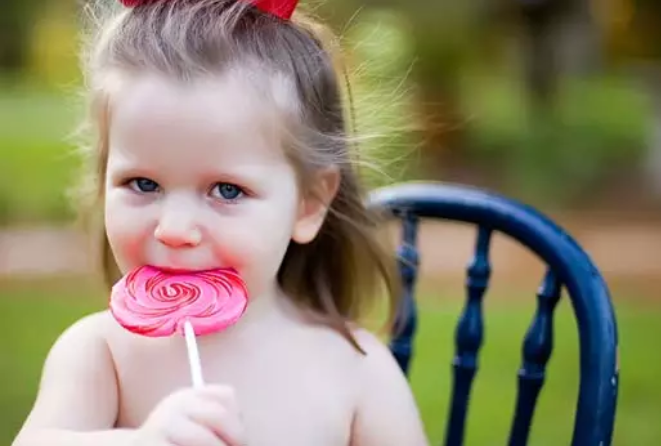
top-left (183, 319), bottom-right (205, 388)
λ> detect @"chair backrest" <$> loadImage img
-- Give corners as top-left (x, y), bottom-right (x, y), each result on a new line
top-left (367, 182), bottom-right (619, 446)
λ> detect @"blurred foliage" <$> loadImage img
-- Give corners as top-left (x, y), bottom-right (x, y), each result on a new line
top-left (460, 71), bottom-right (652, 203)
top-left (0, 83), bottom-right (81, 224)
top-left (26, 1), bottom-right (81, 87)
top-left (0, 0), bottom-right (42, 73)
top-left (1, 0), bottom-right (661, 224)
top-left (342, 9), bottom-right (422, 189)
top-left (603, 0), bottom-right (661, 60)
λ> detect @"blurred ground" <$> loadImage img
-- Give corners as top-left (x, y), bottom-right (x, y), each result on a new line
top-left (3, 216), bottom-right (659, 288)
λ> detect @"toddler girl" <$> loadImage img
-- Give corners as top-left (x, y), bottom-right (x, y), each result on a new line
top-left (13, 0), bottom-right (428, 445)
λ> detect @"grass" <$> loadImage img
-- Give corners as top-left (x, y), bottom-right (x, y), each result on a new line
top-left (0, 278), bottom-right (659, 445)
top-left (409, 298), bottom-right (661, 445)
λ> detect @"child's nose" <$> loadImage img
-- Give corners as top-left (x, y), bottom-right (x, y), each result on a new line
top-left (154, 210), bottom-right (202, 248)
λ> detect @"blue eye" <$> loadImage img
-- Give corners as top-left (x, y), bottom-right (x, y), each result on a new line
top-left (129, 178), bottom-right (160, 193)
top-left (213, 183), bottom-right (244, 201)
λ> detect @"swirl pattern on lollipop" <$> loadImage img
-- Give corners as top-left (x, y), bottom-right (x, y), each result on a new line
top-left (110, 266), bottom-right (249, 337)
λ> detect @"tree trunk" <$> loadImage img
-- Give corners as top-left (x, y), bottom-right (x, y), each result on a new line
top-left (0, 0), bottom-right (40, 73)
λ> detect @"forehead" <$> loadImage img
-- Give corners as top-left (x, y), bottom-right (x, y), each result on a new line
top-left (107, 70), bottom-right (298, 169)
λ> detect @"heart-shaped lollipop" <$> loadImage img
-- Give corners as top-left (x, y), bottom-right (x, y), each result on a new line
top-left (110, 265), bottom-right (249, 387)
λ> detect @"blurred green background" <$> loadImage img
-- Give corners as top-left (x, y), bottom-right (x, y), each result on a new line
top-left (1, 0), bottom-right (660, 444)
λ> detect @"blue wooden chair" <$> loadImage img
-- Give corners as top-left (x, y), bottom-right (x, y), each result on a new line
top-left (367, 182), bottom-right (619, 446)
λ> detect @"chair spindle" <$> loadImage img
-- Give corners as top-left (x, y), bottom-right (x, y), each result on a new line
top-left (508, 269), bottom-right (562, 446)
top-left (445, 226), bottom-right (492, 446)
top-left (390, 213), bottom-right (420, 375)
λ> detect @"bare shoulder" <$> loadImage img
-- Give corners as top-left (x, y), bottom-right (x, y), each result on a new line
top-left (61, 309), bottom-right (116, 338)
top-left (41, 310), bottom-right (116, 375)
top-left (350, 327), bottom-right (408, 379)
top-left (349, 327), bottom-right (429, 446)
top-left (14, 310), bottom-right (120, 436)
top-left (45, 310), bottom-right (118, 361)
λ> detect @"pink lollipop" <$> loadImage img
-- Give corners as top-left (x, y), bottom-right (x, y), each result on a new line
top-left (110, 265), bottom-right (249, 386)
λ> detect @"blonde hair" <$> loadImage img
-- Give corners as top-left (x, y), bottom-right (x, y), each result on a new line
top-left (76, 0), bottom-right (400, 351)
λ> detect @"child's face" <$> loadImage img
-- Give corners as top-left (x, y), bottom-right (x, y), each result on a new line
top-left (103, 73), bottom-right (330, 299)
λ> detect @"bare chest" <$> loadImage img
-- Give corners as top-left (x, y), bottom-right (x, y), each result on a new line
top-left (111, 334), bottom-right (357, 446)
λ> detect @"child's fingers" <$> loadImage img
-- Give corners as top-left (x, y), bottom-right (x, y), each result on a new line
top-left (187, 399), bottom-right (247, 446)
top-left (167, 416), bottom-right (228, 446)
top-left (197, 385), bottom-right (240, 414)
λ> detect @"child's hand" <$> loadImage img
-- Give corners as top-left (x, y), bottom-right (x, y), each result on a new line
top-left (134, 385), bottom-right (246, 446)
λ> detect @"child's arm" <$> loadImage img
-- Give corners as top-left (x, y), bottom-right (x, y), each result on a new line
top-left (12, 312), bottom-right (135, 446)
top-left (350, 330), bottom-right (430, 446)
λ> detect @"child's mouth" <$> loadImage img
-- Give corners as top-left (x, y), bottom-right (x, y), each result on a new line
top-left (149, 264), bottom-right (234, 275)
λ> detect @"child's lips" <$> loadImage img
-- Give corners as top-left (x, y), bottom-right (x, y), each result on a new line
top-left (149, 264), bottom-right (233, 274)
top-left (150, 265), bottom-right (208, 274)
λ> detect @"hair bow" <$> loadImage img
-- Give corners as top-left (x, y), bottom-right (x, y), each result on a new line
top-left (119, 0), bottom-right (299, 20)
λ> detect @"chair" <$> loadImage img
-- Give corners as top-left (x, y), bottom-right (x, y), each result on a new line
top-left (367, 181), bottom-right (619, 446)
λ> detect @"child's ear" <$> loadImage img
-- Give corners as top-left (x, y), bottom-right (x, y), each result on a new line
top-left (292, 166), bottom-right (341, 244)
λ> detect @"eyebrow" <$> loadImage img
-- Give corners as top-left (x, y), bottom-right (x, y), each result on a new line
top-left (106, 153), bottom-right (282, 185)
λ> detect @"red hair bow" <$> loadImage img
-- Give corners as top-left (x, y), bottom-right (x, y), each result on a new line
top-left (119, 0), bottom-right (299, 20)
top-left (250, 0), bottom-right (299, 19)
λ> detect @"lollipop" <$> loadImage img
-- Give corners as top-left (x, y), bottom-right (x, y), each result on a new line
top-left (110, 265), bottom-right (249, 387)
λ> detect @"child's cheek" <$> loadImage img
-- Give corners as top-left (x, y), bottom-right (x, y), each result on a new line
top-left (210, 233), bottom-right (252, 273)
top-left (209, 227), bottom-right (276, 293)
top-left (105, 214), bottom-right (149, 273)
top-left (109, 230), bottom-right (148, 274)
